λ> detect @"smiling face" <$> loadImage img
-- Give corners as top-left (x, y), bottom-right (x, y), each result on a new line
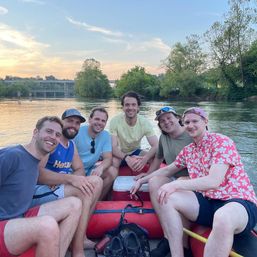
top-left (62, 116), bottom-right (81, 139)
top-left (183, 113), bottom-right (207, 142)
top-left (122, 96), bottom-right (139, 119)
top-left (89, 110), bottom-right (108, 136)
top-left (158, 112), bottom-right (181, 135)
top-left (34, 120), bottom-right (62, 155)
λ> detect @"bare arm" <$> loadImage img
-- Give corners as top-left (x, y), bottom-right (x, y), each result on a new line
top-left (130, 162), bottom-right (181, 194)
top-left (38, 151), bottom-right (95, 196)
top-left (91, 152), bottom-right (112, 176)
top-left (143, 135), bottom-right (158, 162)
top-left (111, 134), bottom-right (126, 160)
top-left (158, 164), bottom-right (229, 204)
top-left (71, 146), bottom-right (85, 176)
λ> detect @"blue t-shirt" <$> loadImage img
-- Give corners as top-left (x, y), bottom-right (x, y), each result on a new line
top-left (74, 125), bottom-right (112, 170)
top-left (45, 141), bottom-right (74, 174)
top-left (0, 145), bottom-right (39, 220)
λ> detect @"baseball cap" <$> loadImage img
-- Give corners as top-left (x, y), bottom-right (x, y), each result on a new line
top-left (61, 108), bottom-right (86, 123)
top-left (182, 107), bottom-right (208, 120)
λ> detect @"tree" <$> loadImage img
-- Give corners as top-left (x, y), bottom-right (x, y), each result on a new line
top-left (240, 39), bottom-right (257, 95)
top-left (164, 34), bottom-right (206, 74)
top-left (160, 70), bottom-right (205, 98)
top-left (75, 59), bottom-right (112, 98)
top-left (204, 0), bottom-right (257, 98)
top-left (114, 66), bottom-right (160, 98)
top-left (161, 35), bottom-right (206, 98)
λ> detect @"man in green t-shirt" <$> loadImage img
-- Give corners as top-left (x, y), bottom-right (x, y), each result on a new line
top-left (109, 91), bottom-right (158, 173)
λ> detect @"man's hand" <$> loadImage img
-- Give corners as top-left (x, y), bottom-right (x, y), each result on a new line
top-left (91, 165), bottom-right (104, 177)
top-left (70, 175), bottom-right (95, 196)
top-left (134, 172), bottom-right (147, 181)
top-left (126, 156), bottom-right (147, 172)
top-left (157, 182), bottom-right (178, 205)
top-left (132, 156), bottom-right (148, 172)
top-left (130, 179), bottom-right (142, 195)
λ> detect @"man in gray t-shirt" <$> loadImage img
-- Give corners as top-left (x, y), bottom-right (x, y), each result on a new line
top-left (0, 116), bottom-right (81, 257)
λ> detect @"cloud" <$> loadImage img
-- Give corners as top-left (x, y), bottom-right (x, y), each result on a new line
top-left (0, 6), bottom-right (8, 15)
top-left (19, 0), bottom-right (45, 5)
top-left (66, 17), bottom-right (123, 37)
top-left (125, 38), bottom-right (170, 54)
top-left (0, 23), bottom-right (49, 49)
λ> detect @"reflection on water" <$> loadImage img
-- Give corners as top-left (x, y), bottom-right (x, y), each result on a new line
top-left (0, 98), bottom-right (257, 192)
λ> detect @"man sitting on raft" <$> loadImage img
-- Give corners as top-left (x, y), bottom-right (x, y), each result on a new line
top-left (109, 91), bottom-right (158, 174)
top-left (0, 116), bottom-right (81, 257)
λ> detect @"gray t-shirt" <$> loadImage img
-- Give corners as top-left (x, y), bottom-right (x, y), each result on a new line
top-left (0, 145), bottom-right (39, 220)
top-left (157, 131), bottom-right (192, 178)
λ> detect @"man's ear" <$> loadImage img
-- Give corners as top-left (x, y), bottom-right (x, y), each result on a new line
top-left (33, 128), bottom-right (39, 137)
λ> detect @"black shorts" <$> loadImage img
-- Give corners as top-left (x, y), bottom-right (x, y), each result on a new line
top-left (194, 192), bottom-right (257, 235)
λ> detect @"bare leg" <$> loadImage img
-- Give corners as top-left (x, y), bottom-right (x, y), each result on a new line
top-left (149, 176), bottom-right (171, 232)
top-left (156, 190), bottom-right (199, 257)
top-left (38, 196), bottom-right (82, 257)
top-left (100, 166), bottom-right (118, 200)
top-left (64, 176), bottom-right (103, 256)
top-left (204, 202), bottom-right (249, 257)
top-left (4, 216), bottom-right (60, 257)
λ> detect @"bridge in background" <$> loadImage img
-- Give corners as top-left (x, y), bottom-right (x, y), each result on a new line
top-left (4, 79), bottom-right (116, 98)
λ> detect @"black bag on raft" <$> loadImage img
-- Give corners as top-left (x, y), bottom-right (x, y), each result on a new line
top-left (94, 203), bottom-right (151, 257)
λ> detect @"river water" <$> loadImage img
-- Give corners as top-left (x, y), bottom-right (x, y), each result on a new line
top-left (0, 98), bottom-right (257, 192)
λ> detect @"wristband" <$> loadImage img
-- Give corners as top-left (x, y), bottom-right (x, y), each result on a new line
top-left (123, 154), bottom-right (129, 161)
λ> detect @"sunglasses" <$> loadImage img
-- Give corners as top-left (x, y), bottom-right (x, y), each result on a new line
top-left (90, 138), bottom-right (95, 154)
top-left (155, 106), bottom-right (176, 117)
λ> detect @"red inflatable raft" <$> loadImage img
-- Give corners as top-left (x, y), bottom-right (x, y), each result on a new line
top-left (87, 200), bottom-right (163, 239)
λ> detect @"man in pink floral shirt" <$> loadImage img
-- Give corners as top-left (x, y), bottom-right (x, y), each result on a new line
top-left (132, 107), bottom-right (257, 257)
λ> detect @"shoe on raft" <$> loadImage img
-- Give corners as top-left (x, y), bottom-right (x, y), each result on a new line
top-left (150, 237), bottom-right (193, 257)
top-left (123, 231), bottom-right (143, 257)
top-left (104, 236), bottom-right (124, 257)
top-left (150, 238), bottom-right (170, 257)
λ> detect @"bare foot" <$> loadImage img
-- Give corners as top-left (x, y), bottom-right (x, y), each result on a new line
top-left (83, 238), bottom-right (96, 249)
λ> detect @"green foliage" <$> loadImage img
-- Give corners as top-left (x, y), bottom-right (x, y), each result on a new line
top-left (160, 70), bottom-right (205, 98)
top-left (114, 66), bottom-right (160, 98)
top-left (204, 0), bottom-right (257, 99)
top-left (75, 59), bottom-right (112, 98)
top-left (241, 40), bottom-right (257, 95)
top-left (0, 81), bottom-right (33, 97)
top-left (164, 35), bottom-right (206, 74)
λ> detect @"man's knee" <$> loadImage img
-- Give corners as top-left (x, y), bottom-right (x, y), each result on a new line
top-left (88, 175), bottom-right (103, 188)
top-left (103, 166), bottom-right (118, 181)
top-left (65, 196), bottom-right (82, 213)
top-left (212, 209), bottom-right (234, 233)
top-left (149, 176), bottom-right (169, 193)
top-left (37, 216), bottom-right (60, 240)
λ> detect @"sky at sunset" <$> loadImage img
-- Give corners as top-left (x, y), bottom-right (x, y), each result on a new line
top-left (0, 0), bottom-right (229, 80)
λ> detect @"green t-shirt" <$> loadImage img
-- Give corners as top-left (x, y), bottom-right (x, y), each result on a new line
top-left (157, 131), bottom-right (192, 178)
top-left (109, 113), bottom-right (155, 153)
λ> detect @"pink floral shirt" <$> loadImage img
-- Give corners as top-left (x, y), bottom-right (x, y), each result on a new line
top-left (175, 132), bottom-right (257, 206)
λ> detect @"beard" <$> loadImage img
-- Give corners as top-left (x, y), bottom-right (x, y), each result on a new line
top-left (62, 127), bottom-right (78, 139)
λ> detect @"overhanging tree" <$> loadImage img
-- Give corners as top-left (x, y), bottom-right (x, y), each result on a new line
top-left (75, 58), bottom-right (112, 98)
